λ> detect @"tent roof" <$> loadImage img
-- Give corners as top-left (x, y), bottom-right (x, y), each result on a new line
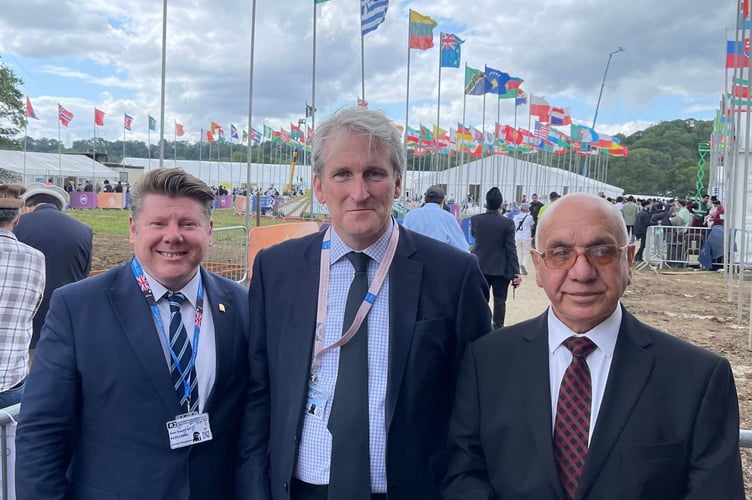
top-left (0, 150), bottom-right (117, 179)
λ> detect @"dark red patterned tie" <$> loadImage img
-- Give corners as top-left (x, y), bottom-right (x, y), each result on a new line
top-left (553, 336), bottom-right (597, 500)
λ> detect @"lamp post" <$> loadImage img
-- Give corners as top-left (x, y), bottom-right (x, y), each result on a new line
top-left (582, 46), bottom-right (624, 177)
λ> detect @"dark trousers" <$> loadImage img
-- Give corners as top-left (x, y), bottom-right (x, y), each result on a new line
top-left (635, 236), bottom-right (646, 261)
top-left (484, 274), bottom-right (511, 329)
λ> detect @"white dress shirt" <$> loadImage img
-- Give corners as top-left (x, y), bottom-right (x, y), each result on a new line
top-left (548, 305), bottom-right (621, 443)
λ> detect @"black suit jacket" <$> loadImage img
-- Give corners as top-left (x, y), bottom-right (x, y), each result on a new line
top-left (470, 211), bottom-right (519, 279)
top-left (15, 264), bottom-right (249, 500)
top-left (14, 203), bottom-right (93, 348)
top-left (443, 308), bottom-right (744, 500)
top-left (238, 225), bottom-right (492, 500)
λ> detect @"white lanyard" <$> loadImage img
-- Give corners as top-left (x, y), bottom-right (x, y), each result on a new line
top-left (310, 224), bottom-right (400, 381)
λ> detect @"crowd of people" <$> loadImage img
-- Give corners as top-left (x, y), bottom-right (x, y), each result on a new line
top-left (0, 107), bottom-right (745, 499)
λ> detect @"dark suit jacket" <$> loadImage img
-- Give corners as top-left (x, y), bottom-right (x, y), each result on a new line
top-left (237, 225), bottom-right (492, 500)
top-left (14, 203), bottom-right (93, 348)
top-left (470, 211), bottom-right (519, 279)
top-left (15, 264), bottom-right (249, 500)
top-left (443, 308), bottom-right (744, 500)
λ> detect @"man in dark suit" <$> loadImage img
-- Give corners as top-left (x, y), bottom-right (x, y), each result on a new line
top-left (443, 193), bottom-right (744, 500)
top-left (470, 187), bottom-right (521, 328)
top-left (16, 168), bottom-right (250, 499)
top-left (14, 182), bottom-right (93, 353)
top-left (237, 108), bottom-right (491, 500)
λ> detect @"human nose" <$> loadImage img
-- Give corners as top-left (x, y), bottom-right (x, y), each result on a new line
top-left (162, 222), bottom-right (184, 242)
top-left (568, 250), bottom-right (596, 278)
top-left (349, 175), bottom-right (369, 201)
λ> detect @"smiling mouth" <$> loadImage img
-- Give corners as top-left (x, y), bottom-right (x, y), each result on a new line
top-left (158, 251), bottom-right (188, 258)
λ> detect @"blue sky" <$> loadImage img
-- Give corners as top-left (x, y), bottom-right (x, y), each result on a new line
top-left (0, 0), bottom-right (738, 146)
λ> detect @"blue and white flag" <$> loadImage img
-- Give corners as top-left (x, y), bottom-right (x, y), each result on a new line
top-left (361, 0), bottom-right (388, 36)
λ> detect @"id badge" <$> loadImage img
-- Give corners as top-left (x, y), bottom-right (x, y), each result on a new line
top-left (305, 383), bottom-right (329, 420)
top-left (166, 412), bottom-right (213, 449)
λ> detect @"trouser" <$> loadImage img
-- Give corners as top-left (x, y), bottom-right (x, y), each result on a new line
top-left (484, 274), bottom-right (511, 329)
top-left (635, 236), bottom-right (646, 261)
top-left (291, 478), bottom-right (386, 500)
top-left (515, 238), bottom-right (532, 269)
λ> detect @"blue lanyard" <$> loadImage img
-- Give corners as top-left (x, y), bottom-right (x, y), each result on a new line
top-left (130, 257), bottom-right (204, 410)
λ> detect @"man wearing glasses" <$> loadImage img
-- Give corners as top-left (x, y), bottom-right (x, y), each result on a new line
top-left (442, 193), bottom-right (744, 500)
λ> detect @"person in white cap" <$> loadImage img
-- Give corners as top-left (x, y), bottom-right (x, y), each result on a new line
top-left (0, 183), bottom-right (45, 407)
top-left (13, 182), bottom-right (93, 355)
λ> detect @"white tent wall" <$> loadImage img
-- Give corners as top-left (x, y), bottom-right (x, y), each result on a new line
top-left (403, 155), bottom-right (623, 204)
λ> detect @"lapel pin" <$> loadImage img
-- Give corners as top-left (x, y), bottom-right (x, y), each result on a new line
top-left (218, 304), bottom-right (226, 313)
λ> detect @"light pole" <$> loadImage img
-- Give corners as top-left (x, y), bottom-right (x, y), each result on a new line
top-left (582, 46), bottom-right (624, 177)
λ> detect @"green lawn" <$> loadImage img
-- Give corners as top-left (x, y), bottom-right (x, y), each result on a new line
top-left (64, 208), bottom-right (280, 235)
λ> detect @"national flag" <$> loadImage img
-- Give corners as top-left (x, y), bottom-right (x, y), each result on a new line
top-left (515, 95), bottom-right (527, 106)
top-left (534, 121), bottom-right (550, 140)
top-left (218, 128), bottom-right (226, 143)
top-left (263, 124), bottom-right (274, 141)
top-left (440, 32), bottom-right (463, 68)
top-left (549, 107), bottom-right (572, 126)
top-left (251, 128), bottom-right (261, 143)
top-left (279, 128), bottom-right (291, 143)
top-left (726, 39), bottom-right (750, 68)
top-left (529, 95), bottom-right (551, 120)
top-left (124, 113), bottom-right (133, 131)
top-left (242, 130), bottom-right (249, 144)
top-left (148, 115), bottom-right (157, 131)
top-left (94, 108), bottom-right (105, 126)
top-left (290, 123), bottom-right (304, 140)
top-left (456, 123), bottom-right (473, 141)
top-left (570, 124), bottom-right (599, 143)
top-left (205, 129), bottom-right (215, 143)
top-left (231, 123), bottom-right (239, 141)
top-left (58, 104), bottom-right (74, 127)
top-left (314, 0), bottom-right (330, 3)
top-left (471, 127), bottom-right (484, 142)
top-left (211, 121), bottom-right (223, 134)
top-left (408, 9), bottom-right (437, 50)
top-left (361, 0), bottom-right (388, 36)
top-left (26, 97), bottom-right (39, 120)
top-left (419, 124), bottom-right (433, 143)
top-left (484, 66), bottom-right (510, 95)
top-left (465, 65), bottom-right (485, 96)
top-left (358, 97), bottom-right (368, 108)
top-left (176, 122), bottom-right (185, 137)
top-left (305, 102), bottom-right (316, 118)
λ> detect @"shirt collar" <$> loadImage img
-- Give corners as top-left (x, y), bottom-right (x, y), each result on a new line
top-left (0, 229), bottom-right (18, 241)
top-left (144, 268), bottom-right (202, 308)
top-left (547, 304), bottom-right (621, 358)
top-left (329, 218), bottom-right (395, 266)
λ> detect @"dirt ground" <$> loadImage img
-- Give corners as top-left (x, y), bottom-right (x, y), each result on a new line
top-left (93, 232), bottom-right (752, 493)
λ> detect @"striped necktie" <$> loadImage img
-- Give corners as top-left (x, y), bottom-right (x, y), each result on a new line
top-left (166, 292), bottom-right (199, 413)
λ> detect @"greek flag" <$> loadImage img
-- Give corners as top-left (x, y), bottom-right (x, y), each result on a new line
top-left (361, 0), bottom-right (388, 36)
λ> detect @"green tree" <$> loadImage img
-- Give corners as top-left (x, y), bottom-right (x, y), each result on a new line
top-left (0, 57), bottom-right (25, 150)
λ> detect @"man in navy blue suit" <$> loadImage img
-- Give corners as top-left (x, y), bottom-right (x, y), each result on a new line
top-left (16, 168), bottom-right (249, 500)
top-left (237, 108), bottom-right (491, 500)
top-left (14, 182), bottom-right (93, 354)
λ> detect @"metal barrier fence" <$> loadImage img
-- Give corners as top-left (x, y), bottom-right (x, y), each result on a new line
top-left (636, 225), bottom-right (713, 272)
top-left (203, 225), bottom-right (249, 284)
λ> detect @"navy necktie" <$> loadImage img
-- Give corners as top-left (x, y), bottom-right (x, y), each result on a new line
top-left (166, 292), bottom-right (199, 413)
top-left (327, 252), bottom-right (371, 500)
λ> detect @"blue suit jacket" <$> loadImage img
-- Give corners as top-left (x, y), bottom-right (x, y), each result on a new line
top-left (443, 308), bottom-right (745, 500)
top-left (15, 263), bottom-right (249, 500)
top-left (237, 225), bottom-right (492, 500)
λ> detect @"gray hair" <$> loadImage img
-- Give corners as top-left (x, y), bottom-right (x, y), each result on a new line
top-left (311, 108), bottom-right (405, 179)
top-left (130, 168), bottom-right (214, 222)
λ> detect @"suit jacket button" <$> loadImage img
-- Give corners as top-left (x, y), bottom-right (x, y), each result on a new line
top-left (283, 482), bottom-right (289, 491)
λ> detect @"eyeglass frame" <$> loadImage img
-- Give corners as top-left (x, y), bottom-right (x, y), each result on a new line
top-left (532, 243), bottom-right (630, 270)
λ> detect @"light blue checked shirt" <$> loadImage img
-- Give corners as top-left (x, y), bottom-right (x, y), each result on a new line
top-left (295, 222), bottom-right (393, 492)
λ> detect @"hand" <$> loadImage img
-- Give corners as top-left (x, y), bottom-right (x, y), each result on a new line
top-left (512, 276), bottom-right (522, 287)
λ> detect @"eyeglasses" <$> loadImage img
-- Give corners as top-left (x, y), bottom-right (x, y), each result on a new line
top-left (533, 244), bottom-right (629, 270)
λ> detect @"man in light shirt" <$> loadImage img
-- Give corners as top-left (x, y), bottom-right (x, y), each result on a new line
top-left (443, 193), bottom-right (744, 500)
top-left (403, 185), bottom-right (469, 252)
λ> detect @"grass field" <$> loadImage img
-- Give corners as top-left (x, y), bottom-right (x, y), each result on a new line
top-left (65, 207), bottom-right (281, 234)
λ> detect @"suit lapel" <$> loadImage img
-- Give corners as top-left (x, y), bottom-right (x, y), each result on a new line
top-left (519, 313), bottom-right (566, 499)
top-left (577, 309), bottom-right (654, 498)
top-left (106, 264), bottom-right (181, 415)
top-left (385, 227), bottom-right (422, 431)
top-left (201, 270), bottom-right (235, 414)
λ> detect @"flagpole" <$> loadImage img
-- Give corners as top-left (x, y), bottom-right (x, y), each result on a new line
top-left (122, 114), bottom-right (126, 172)
top-left (23, 120), bottom-right (28, 183)
top-left (434, 37), bottom-right (442, 181)
top-left (199, 129), bottom-right (203, 182)
top-left (404, 10), bottom-right (413, 149)
top-left (57, 106), bottom-right (62, 181)
top-left (360, 12), bottom-right (366, 108)
top-left (310, 1), bottom-right (318, 220)
top-left (461, 64), bottom-right (469, 207)
top-left (174, 121), bottom-right (178, 167)
top-left (92, 110), bottom-right (97, 188)
top-left (158, 0), bottom-right (167, 167)
top-left (480, 93), bottom-right (487, 196)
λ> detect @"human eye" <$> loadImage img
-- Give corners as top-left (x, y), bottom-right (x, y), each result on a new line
top-left (331, 169), bottom-right (351, 180)
top-left (548, 247), bottom-right (573, 259)
top-left (588, 245), bottom-right (616, 258)
top-left (364, 168), bottom-right (389, 180)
